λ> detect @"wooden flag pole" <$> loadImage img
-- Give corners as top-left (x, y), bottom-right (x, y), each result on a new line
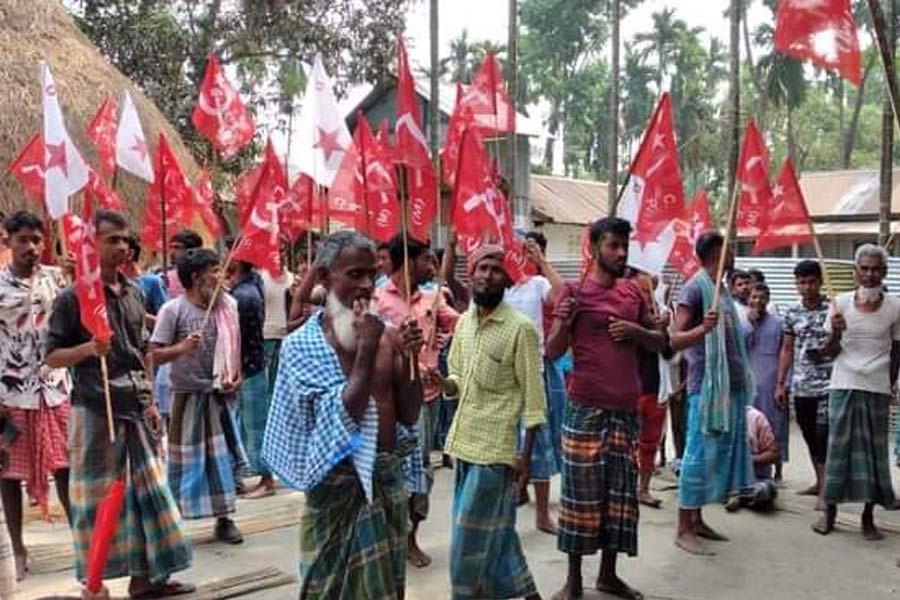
top-left (712, 179), bottom-right (742, 309)
top-left (100, 356), bottom-right (115, 443)
top-left (808, 221), bottom-right (838, 301)
top-left (199, 235), bottom-right (242, 333)
top-left (398, 166), bottom-right (417, 380)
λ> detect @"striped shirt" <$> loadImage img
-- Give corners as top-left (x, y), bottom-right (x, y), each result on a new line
top-left (445, 301), bottom-right (546, 466)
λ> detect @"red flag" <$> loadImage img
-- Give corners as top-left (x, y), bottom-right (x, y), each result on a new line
top-left (441, 84), bottom-right (468, 189)
top-left (194, 170), bottom-right (225, 238)
top-left (8, 134), bottom-right (46, 204)
top-left (775, 0), bottom-right (861, 86)
top-left (735, 121), bottom-right (774, 237)
top-left (623, 93), bottom-right (685, 246)
top-left (232, 140), bottom-right (285, 276)
top-left (140, 134), bottom-right (195, 252)
top-left (62, 192), bottom-right (112, 343)
top-left (86, 94), bottom-right (118, 179)
top-left (669, 190), bottom-right (712, 279)
top-left (464, 53), bottom-right (516, 134)
top-left (191, 53), bottom-right (256, 157)
top-left (85, 170), bottom-right (124, 212)
top-left (395, 37), bottom-right (437, 242)
top-left (284, 173), bottom-right (319, 235)
top-left (753, 159), bottom-right (814, 255)
top-left (450, 124), bottom-right (508, 242)
top-left (355, 115), bottom-right (400, 242)
top-left (85, 479), bottom-right (126, 593)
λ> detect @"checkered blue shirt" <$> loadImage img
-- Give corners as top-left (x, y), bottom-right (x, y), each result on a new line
top-left (262, 311), bottom-right (423, 502)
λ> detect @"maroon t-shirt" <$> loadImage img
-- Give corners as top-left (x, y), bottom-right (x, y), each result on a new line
top-left (566, 277), bottom-right (649, 411)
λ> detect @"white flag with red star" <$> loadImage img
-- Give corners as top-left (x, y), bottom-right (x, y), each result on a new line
top-left (116, 91), bottom-right (154, 183)
top-left (294, 55), bottom-right (356, 188)
top-left (41, 61), bottom-right (88, 218)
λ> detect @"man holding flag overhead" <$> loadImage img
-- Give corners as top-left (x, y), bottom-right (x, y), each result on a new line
top-left (46, 208), bottom-right (193, 597)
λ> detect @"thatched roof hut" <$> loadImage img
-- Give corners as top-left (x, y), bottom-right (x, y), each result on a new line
top-left (0, 0), bottom-right (202, 231)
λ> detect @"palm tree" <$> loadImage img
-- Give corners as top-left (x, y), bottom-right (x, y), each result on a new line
top-left (728, 0), bottom-right (741, 197)
top-left (441, 29), bottom-right (475, 83)
top-left (633, 8), bottom-right (688, 91)
top-left (622, 43), bottom-right (656, 153)
top-left (758, 50), bottom-right (808, 167)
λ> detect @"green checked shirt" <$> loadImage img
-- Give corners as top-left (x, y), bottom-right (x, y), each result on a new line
top-left (445, 301), bottom-right (546, 467)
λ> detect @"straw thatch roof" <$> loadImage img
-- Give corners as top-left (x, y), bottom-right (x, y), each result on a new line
top-left (0, 0), bottom-right (200, 226)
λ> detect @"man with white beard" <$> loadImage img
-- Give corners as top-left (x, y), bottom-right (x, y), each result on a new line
top-left (814, 244), bottom-right (900, 540)
top-left (262, 231), bottom-right (424, 599)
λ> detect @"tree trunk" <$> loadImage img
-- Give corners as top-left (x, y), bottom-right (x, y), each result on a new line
top-left (787, 107), bottom-right (798, 168)
top-left (544, 102), bottom-right (561, 170)
top-left (429, 0), bottom-right (441, 242)
top-left (508, 0), bottom-right (522, 229)
top-left (742, 5), bottom-right (766, 129)
top-left (877, 0), bottom-right (895, 246)
top-left (842, 54), bottom-right (876, 168)
top-left (609, 0), bottom-right (620, 215)
top-left (728, 0), bottom-right (741, 198)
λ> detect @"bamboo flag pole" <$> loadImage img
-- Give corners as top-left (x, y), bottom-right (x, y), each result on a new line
top-left (711, 179), bottom-right (742, 309)
top-left (809, 222), bottom-right (837, 301)
top-left (398, 166), bottom-right (417, 380)
top-left (100, 356), bottom-right (115, 443)
top-left (198, 236), bottom-right (242, 332)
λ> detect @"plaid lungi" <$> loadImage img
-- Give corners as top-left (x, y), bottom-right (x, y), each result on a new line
top-left (69, 405), bottom-right (192, 584)
top-left (519, 357), bottom-right (566, 481)
top-left (168, 391), bottom-right (247, 519)
top-left (409, 400), bottom-right (438, 524)
top-left (450, 461), bottom-right (537, 600)
top-left (678, 389), bottom-right (754, 509)
top-left (299, 449), bottom-right (409, 599)
top-left (557, 403), bottom-right (640, 557)
top-left (824, 389), bottom-right (895, 507)
top-left (1, 400), bottom-right (70, 513)
top-left (237, 368), bottom-right (271, 476)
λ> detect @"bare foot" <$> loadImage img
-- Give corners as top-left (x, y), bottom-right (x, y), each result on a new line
top-left (244, 485), bottom-right (276, 500)
top-left (812, 514), bottom-right (835, 535)
top-left (675, 532), bottom-right (715, 556)
top-left (407, 542), bottom-right (432, 568)
top-left (550, 582), bottom-right (583, 600)
top-left (596, 575), bottom-right (644, 600)
top-left (638, 492), bottom-right (662, 509)
top-left (536, 517), bottom-right (558, 535)
top-left (695, 522), bottom-right (729, 541)
top-left (815, 496), bottom-right (826, 511)
top-left (797, 484), bottom-right (819, 496)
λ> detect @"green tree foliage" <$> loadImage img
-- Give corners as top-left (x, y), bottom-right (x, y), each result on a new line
top-left (70, 0), bottom-right (409, 164)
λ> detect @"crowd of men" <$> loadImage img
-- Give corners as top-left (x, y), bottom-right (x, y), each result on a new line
top-left (0, 206), bottom-right (897, 599)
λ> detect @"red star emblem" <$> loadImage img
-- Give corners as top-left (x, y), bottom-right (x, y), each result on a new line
top-left (45, 141), bottom-right (68, 176)
top-left (315, 127), bottom-right (345, 163)
top-left (130, 135), bottom-right (148, 162)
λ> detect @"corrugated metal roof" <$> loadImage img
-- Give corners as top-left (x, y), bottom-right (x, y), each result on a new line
top-left (530, 175), bottom-right (608, 225)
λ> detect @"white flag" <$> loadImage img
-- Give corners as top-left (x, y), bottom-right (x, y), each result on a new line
top-left (116, 91), bottom-right (154, 183)
top-left (618, 175), bottom-right (677, 277)
top-left (294, 55), bottom-right (354, 187)
top-left (41, 61), bottom-right (88, 218)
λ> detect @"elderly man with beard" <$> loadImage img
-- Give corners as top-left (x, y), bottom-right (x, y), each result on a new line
top-left (151, 249), bottom-right (247, 545)
top-left (548, 218), bottom-right (665, 600)
top-left (813, 244), bottom-right (900, 539)
top-left (436, 245), bottom-right (546, 600)
top-left (262, 231), bottom-right (424, 599)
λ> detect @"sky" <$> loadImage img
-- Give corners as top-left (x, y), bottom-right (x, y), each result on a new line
top-left (403, 0), bottom-right (770, 67)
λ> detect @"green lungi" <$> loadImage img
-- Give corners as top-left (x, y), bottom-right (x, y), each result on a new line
top-left (823, 389), bottom-right (896, 507)
top-left (299, 450), bottom-right (408, 599)
top-left (69, 406), bottom-right (192, 584)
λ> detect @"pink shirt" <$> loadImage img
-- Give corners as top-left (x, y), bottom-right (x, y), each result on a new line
top-left (566, 277), bottom-right (649, 411)
top-left (747, 406), bottom-right (776, 456)
top-left (375, 279), bottom-right (460, 402)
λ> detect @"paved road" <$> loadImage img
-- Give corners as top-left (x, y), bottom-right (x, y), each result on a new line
top-left (19, 424), bottom-right (900, 599)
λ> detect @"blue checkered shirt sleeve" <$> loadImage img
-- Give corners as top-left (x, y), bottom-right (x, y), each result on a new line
top-left (262, 314), bottom-right (379, 500)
